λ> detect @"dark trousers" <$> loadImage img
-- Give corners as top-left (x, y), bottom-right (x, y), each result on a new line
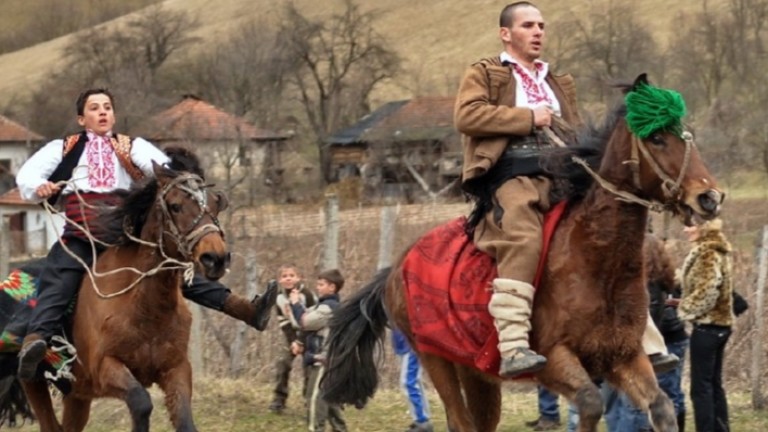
top-left (28, 238), bottom-right (99, 340)
top-left (307, 364), bottom-right (346, 432)
top-left (690, 324), bottom-right (731, 432)
top-left (27, 237), bottom-right (232, 340)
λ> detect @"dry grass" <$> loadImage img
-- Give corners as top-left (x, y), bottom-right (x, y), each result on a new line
top-left (9, 376), bottom-right (768, 431)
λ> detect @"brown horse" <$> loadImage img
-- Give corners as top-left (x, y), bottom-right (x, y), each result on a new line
top-left (323, 75), bottom-right (723, 432)
top-left (21, 157), bottom-right (229, 432)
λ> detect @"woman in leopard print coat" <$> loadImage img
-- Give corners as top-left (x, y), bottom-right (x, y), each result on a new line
top-left (678, 218), bottom-right (733, 432)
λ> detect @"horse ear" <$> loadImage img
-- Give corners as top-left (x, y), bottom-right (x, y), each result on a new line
top-left (631, 73), bottom-right (650, 91)
top-left (213, 190), bottom-right (229, 212)
top-left (152, 161), bottom-right (172, 183)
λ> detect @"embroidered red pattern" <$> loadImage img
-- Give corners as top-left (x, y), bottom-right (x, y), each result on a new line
top-left (513, 63), bottom-right (553, 106)
top-left (86, 134), bottom-right (117, 189)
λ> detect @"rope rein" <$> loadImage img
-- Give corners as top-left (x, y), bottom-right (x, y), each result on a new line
top-left (571, 130), bottom-right (694, 213)
top-left (43, 171), bottom-right (223, 299)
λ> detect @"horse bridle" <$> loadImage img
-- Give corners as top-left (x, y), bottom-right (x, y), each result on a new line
top-left (156, 173), bottom-right (225, 260)
top-left (572, 129), bottom-right (695, 213)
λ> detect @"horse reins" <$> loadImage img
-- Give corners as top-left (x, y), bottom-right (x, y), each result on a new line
top-left (45, 173), bottom-right (225, 299)
top-left (571, 129), bottom-right (694, 213)
top-left (156, 173), bottom-right (224, 261)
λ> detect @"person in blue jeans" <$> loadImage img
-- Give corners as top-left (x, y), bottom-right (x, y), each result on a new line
top-left (526, 387), bottom-right (561, 430)
top-left (392, 329), bottom-right (433, 432)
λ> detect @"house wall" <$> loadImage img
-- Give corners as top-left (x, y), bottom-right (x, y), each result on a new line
top-left (0, 142), bottom-right (36, 173)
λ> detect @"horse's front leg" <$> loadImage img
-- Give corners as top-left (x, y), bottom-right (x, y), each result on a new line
top-left (97, 356), bottom-right (153, 432)
top-left (62, 395), bottom-right (93, 432)
top-left (607, 354), bottom-right (677, 432)
top-left (157, 359), bottom-right (196, 432)
top-left (536, 344), bottom-right (603, 432)
top-left (20, 379), bottom-right (61, 432)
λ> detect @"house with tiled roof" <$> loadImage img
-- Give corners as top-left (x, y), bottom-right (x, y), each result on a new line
top-left (0, 116), bottom-right (51, 260)
top-left (0, 114), bottom-right (44, 194)
top-left (140, 96), bottom-right (293, 200)
top-left (326, 97), bottom-right (461, 200)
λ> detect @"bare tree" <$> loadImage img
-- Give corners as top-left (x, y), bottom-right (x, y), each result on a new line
top-left (128, 5), bottom-right (200, 77)
top-left (191, 18), bottom-right (290, 120)
top-left (24, 5), bottom-right (199, 137)
top-left (552, 0), bottom-right (661, 105)
top-left (277, 0), bottom-right (401, 183)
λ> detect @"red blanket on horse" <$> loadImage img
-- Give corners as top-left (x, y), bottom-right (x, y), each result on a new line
top-left (402, 202), bottom-right (566, 376)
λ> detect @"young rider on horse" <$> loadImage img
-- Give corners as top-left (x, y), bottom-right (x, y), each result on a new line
top-left (14, 88), bottom-right (277, 381)
top-left (455, 2), bottom-right (675, 378)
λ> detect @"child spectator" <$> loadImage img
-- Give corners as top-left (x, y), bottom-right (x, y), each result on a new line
top-left (269, 264), bottom-right (318, 414)
top-left (289, 269), bottom-right (347, 432)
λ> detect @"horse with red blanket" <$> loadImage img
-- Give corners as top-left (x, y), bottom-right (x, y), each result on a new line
top-left (322, 75), bottom-right (723, 432)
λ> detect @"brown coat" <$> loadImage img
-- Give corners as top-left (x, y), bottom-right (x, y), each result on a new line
top-left (455, 56), bottom-right (582, 183)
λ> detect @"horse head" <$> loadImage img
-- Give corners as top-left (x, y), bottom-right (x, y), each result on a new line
top-left (152, 162), bottom-right (230, 280)
top-left (618, 73), bottom-right (724, 225)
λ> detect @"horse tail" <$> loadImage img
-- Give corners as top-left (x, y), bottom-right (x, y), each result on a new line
top-left (0, 358), bottom-right (33, 426)
top-left (322, 267), bottom-right (390, 408)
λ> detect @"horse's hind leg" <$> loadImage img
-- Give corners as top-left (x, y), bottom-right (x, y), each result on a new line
top-left (419, 352), bottom-right (475, 432)
top-left (457, 366), bottom-right (501, 431)
top-left (62, 396), bottom-right (92, 432)
top-left (608, 354), bottom-right (677, 432)
top-left (157, 360), bottom-right (196, 432)
top-left (20, 379), bottom-right (61, 432)
top-left (536, 345), bottom-right (603, 432)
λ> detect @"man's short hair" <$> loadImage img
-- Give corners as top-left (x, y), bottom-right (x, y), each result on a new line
top-left (318, 269), bottom-right (345, 292)
top-left (76, 88), bottom-right (115, 116)
top-left (499, 1), bottom-right (538, 27)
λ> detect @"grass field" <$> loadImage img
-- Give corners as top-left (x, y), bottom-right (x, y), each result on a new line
top-left (9, 376), bottom-right (768, 431)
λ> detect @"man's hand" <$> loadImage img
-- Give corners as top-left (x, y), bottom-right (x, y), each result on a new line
top-left (35, 181), bottom-right (61, 199)
top-left (533, 106), bottom-right (554, 127)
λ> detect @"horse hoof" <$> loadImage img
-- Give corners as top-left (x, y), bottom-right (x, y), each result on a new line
top-left (17, 339), bottom-right (47, 381)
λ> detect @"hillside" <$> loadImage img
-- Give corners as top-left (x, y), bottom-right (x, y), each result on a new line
top-left (0, 0), bottom-right (709, 107)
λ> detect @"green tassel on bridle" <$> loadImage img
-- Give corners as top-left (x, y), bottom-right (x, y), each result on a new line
top-left (625, 83), bottom-right (687, 139)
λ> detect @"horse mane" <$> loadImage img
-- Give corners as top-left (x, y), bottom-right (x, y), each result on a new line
top-left (96, 146), bottom-right (205, 246)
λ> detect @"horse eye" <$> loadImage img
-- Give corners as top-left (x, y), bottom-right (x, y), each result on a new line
top-left (648, 133), bottom-right (666, 146)
top-left (169, 203), bottom-right (182, 213)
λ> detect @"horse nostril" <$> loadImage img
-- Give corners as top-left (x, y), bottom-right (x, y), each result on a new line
top-left (200, 253), bottom-right (219, 269)
top-left (697, 190), bottom-right (721, 213)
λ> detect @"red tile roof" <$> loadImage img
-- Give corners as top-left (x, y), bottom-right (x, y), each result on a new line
top-left (0, 115), bottom-right (44, 142)
top-left (141, 96), bottom-right (289, 142)
top-left (0, 188), bottom-right (35, 207)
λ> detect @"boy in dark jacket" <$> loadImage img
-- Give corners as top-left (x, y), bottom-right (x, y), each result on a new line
top-left (289, 269), bottom-right (346, 432)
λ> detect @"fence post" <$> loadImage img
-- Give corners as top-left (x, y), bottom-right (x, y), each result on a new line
top-left (377, 206), bottom-right (397, 270)
top-left (0, 216), bottom-right (9, 278)
top-left (229, 247), bottom-right (259, 376)
top-left (189, 303), bottom-right (204, 376)
top-left (322, 193), bottom-right (339, 270)
top-left (751, 226), bottom-right (768, 410)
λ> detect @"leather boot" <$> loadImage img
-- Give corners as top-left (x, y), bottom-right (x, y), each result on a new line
top-left (17, 333), bottom-right (48, 381)
top-left (489, 278), bottom-right (547, 378)
top-left (649, 353), bottom-right (679, 374)
top-left (222, 280), bottom-right (278, 331)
